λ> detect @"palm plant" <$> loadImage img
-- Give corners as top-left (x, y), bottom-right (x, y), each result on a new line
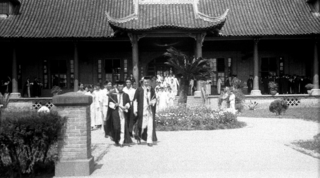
top-left (164, 47), bottom-right (212, 104)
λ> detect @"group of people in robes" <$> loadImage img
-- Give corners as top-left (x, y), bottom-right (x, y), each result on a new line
top-left (260, 74), bottom-right (312, 94)
top-left (155, 74), bottom-right (179, 96)
top-left (218, 87), bottom-right (237, 114)
top-left (78, 76), bottom-right (158, 147)
top-left (155, 86), bottom-right (175, 111)
top-left (21, 77), bottom-right (42, 97)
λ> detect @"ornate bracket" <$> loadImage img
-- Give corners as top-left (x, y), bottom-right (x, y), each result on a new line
top-left (128, 33), bottom-right (147, 46)
top-left (253, 37), bottom-right (261, 45)
top-left (187, 33), bottom-right (206, 47)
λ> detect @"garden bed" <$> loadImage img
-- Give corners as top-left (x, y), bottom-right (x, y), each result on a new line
top-left (155, 105), bottom-right (246, 131)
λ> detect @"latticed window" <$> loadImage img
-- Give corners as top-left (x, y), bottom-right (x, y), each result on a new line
top-left (0, 1), bottom-right (9, 14)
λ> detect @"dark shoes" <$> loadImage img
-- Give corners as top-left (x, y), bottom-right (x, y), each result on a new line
top-left (147, 143), bottom-right (153, 147)
top-left (120, 144), bottom-right (124, 148)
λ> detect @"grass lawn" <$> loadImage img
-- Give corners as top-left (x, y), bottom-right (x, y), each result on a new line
top-left (241, 107), bottom-right (320, 157)
top-left (240, 107), bottom-right (320, 123)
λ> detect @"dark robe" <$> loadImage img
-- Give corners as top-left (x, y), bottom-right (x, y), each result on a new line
top-left (247, 78), bottom-right (253, 94)
top-left (133, 87), bottom-right (157, 142)
top-left (105, 92), bottom-right (132, 144)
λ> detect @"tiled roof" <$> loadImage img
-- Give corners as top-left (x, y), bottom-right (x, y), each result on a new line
top-left (0, 0), bottom-right (320, 38)
top-left (199, 0), bottom-right (320, 36)
top-left (106, 2), bottom-right (229, 32)
top-left (0, 0), bottom-right (112, 38)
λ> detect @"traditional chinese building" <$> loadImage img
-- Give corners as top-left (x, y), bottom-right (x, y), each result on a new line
top-left (0, 0), bottom-right (319, 97)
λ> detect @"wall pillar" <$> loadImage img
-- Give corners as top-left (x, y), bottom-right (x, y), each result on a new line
top-left (11, 44), bottom-right (20, 98)
top-left (251, 38), bottom-right (262, 95)
top-left (74, 42), bottom-right (79, 92)
top-left (129, 33), bottom-right (139, 83)
top-left (312, 40), bottom-right (320, 95)
top-left (194, 33), bottom-right (206, 97)
top-left (53, 92), bottom-right (94, 177)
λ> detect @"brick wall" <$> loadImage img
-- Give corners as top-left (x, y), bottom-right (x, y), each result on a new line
top-left (55, 106), bottom-right (91, 160)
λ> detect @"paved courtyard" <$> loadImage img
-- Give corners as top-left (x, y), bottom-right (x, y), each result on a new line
top-left (89, 117), bottom-right (320, 178)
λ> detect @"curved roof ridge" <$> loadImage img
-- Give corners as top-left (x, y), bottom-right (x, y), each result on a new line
top-left (197, 9), bottom-right (229, 23)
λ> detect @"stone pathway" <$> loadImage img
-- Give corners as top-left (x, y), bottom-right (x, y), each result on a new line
top-left (89, 117), bottom-right (319, 178)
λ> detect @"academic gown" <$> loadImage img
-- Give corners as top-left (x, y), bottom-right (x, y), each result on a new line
top-left (133, 87), bottom-right (158, 142)
top-left (105, 92), bottom-right (132, 144)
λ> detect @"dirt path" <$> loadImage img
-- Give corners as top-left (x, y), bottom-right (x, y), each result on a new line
top-left (89, 117), bottom-right (319, 178)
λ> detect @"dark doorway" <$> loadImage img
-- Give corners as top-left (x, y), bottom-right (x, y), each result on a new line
top-left (147, 55), bottom-right (173, 76)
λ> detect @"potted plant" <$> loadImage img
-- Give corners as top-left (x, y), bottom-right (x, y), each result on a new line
top-left (268, 81), bottom-right (278, 95)
top-left (51, 86), bottom-right (62, 96)
top-left (305, 83), bottom-right (314, 95)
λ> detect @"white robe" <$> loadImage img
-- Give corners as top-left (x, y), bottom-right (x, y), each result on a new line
top-left (229, 93), bottom-right (236, 111)
top-left (85, 92), bottom-right (96, 127)
top-left (167, 91), bottom-right (175, 107)
top-left (217, 78), bottom-right (222, 94)
top-left (100, 89), bottom-right (109, 121)
top-left (158, 91), bottom-right (168, 111)
top-left (93, 90), bottom-right (103, 126)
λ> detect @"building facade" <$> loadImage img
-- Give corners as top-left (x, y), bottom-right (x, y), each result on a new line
top-left (0, 0), bottom-right (320, 97)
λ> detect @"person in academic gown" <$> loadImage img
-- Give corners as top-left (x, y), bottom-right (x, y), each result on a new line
top-left (105, 81), bottom-right (132, 147)
top-left (247, 75), bottom-right (253, 94)
top-left (123, 78), bottom-right (136, 137)
top-left (133, 76), bottom-right (158, 147)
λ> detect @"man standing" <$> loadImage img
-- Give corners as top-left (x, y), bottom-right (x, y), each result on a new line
top-left (217, 76), bottom-right (222, 94)
top-left (101, 81), bottom-right (112, 137)
top-left (123, 79), bottom-right (136, 137)
top-left (247, 75), bottom-right (253, 94)
top-left (105, 81), bottom-right (132, 147)
top-left (133, 76), bottom-right (157, 147)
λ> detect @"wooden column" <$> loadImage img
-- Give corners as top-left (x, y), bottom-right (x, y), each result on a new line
top-left (194, 33), bottom-right (206, 97)
top-left (312, 40), bottom-right (320, 95)
top-left (251, 38), bottom-right (262, 95)
top-left (129, 33), bottom-right (139, 83)
top-left (11, 44), bottom-right (20, 98)
top-left (74, 42), bottom-right (79, 92)
top-left (195, 33), bottom-right (206, 58)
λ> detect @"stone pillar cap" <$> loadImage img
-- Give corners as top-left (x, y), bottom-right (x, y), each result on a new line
top-left (53, 92), bottom-right (92, 106)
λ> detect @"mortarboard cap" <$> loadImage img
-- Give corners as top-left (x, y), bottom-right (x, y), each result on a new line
top-left (116, 81), bottom-right (125, 85)
top-left (143, 76), bottom-right (151, 80)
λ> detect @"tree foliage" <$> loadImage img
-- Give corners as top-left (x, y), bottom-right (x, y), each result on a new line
top-left (164, 47), bottom-right (212, 103)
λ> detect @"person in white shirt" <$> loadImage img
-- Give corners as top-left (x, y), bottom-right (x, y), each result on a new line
top-left (167, 86), bottom-right (175, 107)
top-left (172, 75), bottom-right (180, 96)
top-left (227, 89), bottom-right (237, 114)
top-left (93, 84), bottom-right (103, 128)
top-left (123, 79), bottom-right (136, 137)
top-left (85, 85), bottom-right (96, 129)
top-left (217, 76), bottom-right (222, 94)
top-left (158, 87), bottom-right (167, 111)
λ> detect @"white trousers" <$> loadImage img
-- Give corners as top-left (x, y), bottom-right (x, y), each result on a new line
top-left (141, 114), bottom-right (153, 143)
top-left (119, 111), bottom-right (125, 145)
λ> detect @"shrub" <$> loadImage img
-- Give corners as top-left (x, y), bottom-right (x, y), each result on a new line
top-left (156, 105), bottom-right (245, 131)
top-left (305, 83), bottom-right (314, 90)
top-left (247, 100), bottom-right (258, 110)
top-left (269, 99), bottom-right (288, 115)
top-left (0, 111), bottom-right (66, 177)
